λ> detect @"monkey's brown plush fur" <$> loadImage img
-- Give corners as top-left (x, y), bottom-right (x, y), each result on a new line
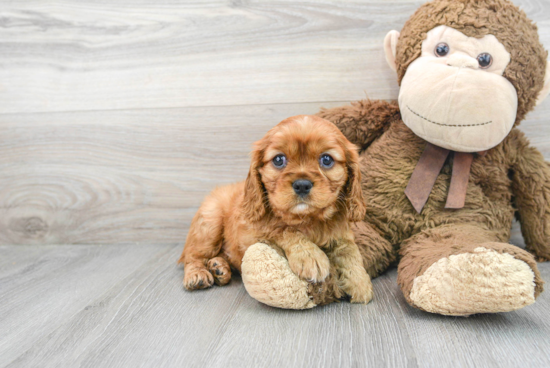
top-left (241, 0), bottom-right (550, 315)
top-left (318, 0), bottom-right (550, 313)
top-left (318, 100), bottom-right (546, 302)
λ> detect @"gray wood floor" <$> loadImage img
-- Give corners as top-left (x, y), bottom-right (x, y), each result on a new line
top-left (2, 0), bottom-right (550, 367)
top-left (2, 229), bottom-right (550, 368)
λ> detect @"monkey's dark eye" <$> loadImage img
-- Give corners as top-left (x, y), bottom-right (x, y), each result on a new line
top-left (435, 43), bottom-right (450, 57)
top-left (477, 53), bottom-right (493, 69)
top-left (272, 154), bottom-right (287, 168)
top-left (319, 154), bottom-right (334, 169)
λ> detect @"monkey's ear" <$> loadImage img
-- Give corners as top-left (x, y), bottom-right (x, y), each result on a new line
top-left (536, 61), bottom-right (550, 106)
top-left (384, 30), bottom-right (400, 73)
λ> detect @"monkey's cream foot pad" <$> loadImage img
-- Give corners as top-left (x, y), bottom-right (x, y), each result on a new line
top-left (241, 242), bottom-right (316, 309)
top-left (409, 247), bottom-right (536, 316)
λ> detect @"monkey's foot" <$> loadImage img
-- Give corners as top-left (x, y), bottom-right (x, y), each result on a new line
top-left (241, 243), bottom-right (316, 309)
top-left (409, 247), bottom-right (537, 316)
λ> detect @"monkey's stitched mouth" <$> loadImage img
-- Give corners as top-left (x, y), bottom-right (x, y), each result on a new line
top-left (407, 106), bottom-right (492, 127)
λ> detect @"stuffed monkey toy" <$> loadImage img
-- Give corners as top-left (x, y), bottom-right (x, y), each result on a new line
top-left (240, 0), bottom-right (550, 315)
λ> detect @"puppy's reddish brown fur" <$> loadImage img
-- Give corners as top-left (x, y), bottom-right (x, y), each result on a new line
top-left (179, 115), bottom-right (373, 303)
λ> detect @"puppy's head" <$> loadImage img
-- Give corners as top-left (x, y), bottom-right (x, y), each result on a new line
top-left (243, 115), bottom-right (365, 223)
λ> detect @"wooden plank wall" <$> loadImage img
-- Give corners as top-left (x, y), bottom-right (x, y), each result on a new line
top-left (1, 0), bottom-right (550, 245)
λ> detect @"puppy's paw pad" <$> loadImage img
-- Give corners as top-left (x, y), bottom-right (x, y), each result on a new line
top-left (207, 257), bottom-right (232, 286)
top-left (184, 268), bottom-right (214, 290)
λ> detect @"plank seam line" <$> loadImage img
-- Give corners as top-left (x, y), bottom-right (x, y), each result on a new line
top-left (0, 100), bottom-right (358, 117)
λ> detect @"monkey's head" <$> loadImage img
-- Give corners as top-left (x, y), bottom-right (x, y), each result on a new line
top-left (384, 0), bottom-right (550, 152)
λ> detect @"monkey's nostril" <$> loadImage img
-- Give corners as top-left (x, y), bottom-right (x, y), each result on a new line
top-left (292, 179), bottom-right (313, 196)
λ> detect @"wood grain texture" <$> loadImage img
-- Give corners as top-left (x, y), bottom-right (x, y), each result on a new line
top-left (0, 0), bottom-right (409, 114)
top-left (1, 100), bottom-right (550, 245)
top-left (1, 0), bottom-right (545, 114)
top-left (2, 1), bottom-right (550, 367)
top-left (0, 102), bottom-right (347, 245)
top-left (2, 244), bottom-right (550, 368)
top-left (0, 244), bottom-right (176, 365)
top-left (1, 0), bottom-right (550, 245)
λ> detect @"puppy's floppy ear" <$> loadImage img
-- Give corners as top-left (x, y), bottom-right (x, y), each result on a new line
top-left (242, 141), bottom-right (267, 221)
top-left (344, 142), bottom-right (366, 222)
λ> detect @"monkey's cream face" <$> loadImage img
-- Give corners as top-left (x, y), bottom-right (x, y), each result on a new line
top-left (398, 25), bottom-right (518, 152)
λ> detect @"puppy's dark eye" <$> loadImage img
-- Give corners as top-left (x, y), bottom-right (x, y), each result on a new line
top-left (477, 53), bottom-right (493, 69)
top-left (435, 43), bottom-right (450, 57)
top-left (272, 154), bottom-right (287, 168)
top-left (319, 154), bottom-right (334, 169)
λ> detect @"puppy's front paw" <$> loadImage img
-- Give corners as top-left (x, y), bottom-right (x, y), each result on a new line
top-left (183, 267), bottom-right (214, 290)
top-left (348, 281), bottom-right (374, 304)
top-left (288, 247), bottom-right (330, 283)
top-left (341, 267), bottom-right (374, 304)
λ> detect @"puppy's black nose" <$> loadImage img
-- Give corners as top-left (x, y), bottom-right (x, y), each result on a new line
top-left (292, 179), bottom-right (313, 196)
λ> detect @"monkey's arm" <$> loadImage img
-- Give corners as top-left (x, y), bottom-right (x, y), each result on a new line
top-left (511, 131), bottom-right (550, 261)
top-left (316, 99), bottom-right (400, 149)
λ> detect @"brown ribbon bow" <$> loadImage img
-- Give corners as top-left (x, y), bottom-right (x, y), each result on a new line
top-left (405, 143), bottom-right (485, 214)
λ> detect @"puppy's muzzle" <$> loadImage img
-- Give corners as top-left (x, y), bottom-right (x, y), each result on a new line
top-left (292, 179), bottom-right (313, 197)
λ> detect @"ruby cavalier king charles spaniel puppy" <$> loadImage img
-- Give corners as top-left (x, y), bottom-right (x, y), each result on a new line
top-left (179, 115), bottom-right (373, 304)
